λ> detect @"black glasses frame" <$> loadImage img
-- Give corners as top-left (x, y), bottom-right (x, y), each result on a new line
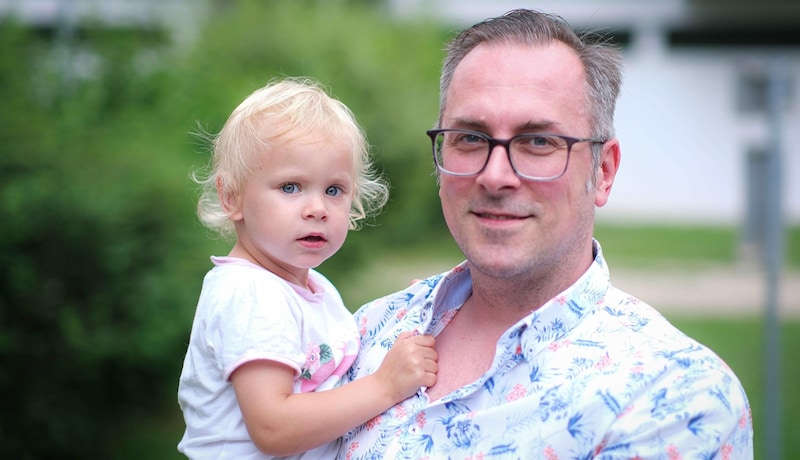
top-left (427, 128), bottom-right (606, 181)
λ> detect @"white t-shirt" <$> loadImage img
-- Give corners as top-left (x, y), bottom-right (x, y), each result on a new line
top-left (177, 257), bottom-right (360, 459)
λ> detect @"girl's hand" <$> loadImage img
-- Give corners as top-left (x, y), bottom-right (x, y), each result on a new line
top-left (374, 331), bottom-right (438, 400)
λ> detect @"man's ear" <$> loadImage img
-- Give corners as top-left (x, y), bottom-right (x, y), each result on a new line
top-left (217, 175), bottom-right (243, 221)
top-left (594, 139), bottom-right (620, 208)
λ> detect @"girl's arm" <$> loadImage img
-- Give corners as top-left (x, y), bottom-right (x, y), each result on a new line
top-left (231, 332), bottom-right (437, 457)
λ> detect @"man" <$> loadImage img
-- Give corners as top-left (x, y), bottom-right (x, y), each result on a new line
top-left (340, 9), bottom-right (753, 459)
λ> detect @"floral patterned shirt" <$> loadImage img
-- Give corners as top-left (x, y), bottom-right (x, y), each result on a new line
top-left (339, 242), bottom-right (753, 459)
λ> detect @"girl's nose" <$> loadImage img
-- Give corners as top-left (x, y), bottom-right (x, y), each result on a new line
top-left (304, 195), bottom-right (328, 220)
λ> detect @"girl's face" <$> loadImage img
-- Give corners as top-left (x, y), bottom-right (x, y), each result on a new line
top-left (225, 135), bottom-right (355, 288)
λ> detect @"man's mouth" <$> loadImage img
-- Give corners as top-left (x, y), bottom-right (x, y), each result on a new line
top-left (474, 212), bottom-right (523, 220)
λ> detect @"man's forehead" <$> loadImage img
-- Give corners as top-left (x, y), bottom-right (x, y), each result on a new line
top-left (444, 43), bottom-right (588, 135)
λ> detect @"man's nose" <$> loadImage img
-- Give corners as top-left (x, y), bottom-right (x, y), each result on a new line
top-left (476, 144), bottom-right (521, 190)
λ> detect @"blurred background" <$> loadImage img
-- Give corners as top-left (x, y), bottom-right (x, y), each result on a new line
top-left (0, 0), bottom-right (797, 458)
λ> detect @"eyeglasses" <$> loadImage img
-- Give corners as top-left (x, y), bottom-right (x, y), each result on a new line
top-left (427, 128), bottom-right (605, 181)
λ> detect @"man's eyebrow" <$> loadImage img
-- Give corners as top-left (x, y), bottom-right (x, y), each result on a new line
top-left (448, 118), bottom-right (560, 134)
top-left (519, 120), bottom-right (560, 132)
top-left (448, 118), bottom-right (488, 131)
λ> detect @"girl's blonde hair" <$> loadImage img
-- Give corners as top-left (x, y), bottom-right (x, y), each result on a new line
top-left (194, 77), bottom-right (389, 239)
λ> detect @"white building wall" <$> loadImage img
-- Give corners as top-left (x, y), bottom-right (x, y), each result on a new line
top-left (608, 28), bottom-right (800, 225)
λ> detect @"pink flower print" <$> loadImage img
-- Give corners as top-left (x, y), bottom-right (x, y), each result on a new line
top-left (394, 404), bottom-right (408, 419)
top-left (548, 339), bottom-right (571, 352)
top-left (556, 295), bottom-right (567, 305)
top-left (595, 352), bottom-right (611, 370)
top-left (721, 443), bottom-right (733, 460)
top-left (366, 414), bottom-right (382, 430)
top-left (739, 406), bottom-right (751, 428)
top-left (396, 309), bottom-right (408, 320)
top-left (593, 439), bottom-right (607, 455)
top-left (595, 295), bottom-right (606, 305)
top-left (544, 446), bottom-right (559, 460)
top-left (506, 383), bottom-right (527, 402)
top-left (415, 411), bottom-right (427, 428)
top-left (345, 441), bottom-right (359, 460)
top-left (299, 343), bottom-right (334, 392)
top-left (666, 444), bottom-right (682, 460)
top-left (305, 344), bottom-right (322, 373)
top-left (440, 308), bottom-right (458, 326)
top-left (617, 403), bottom-right (634, 418)
top-left (623, 295), bottom-right (641, 305)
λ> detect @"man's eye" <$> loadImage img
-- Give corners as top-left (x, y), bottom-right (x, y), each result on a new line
top-left (457, 133), bottom-right (486, 145)
top-left (516, 135), bottom-right (561, 153)
top-left (526, 135), bottom-right (561, 148)
top-left (326, 185), bottom-right (343, 197)
top-left (281, 183), bottom-right (299, 193)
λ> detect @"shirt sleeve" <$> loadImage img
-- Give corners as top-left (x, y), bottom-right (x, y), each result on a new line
top-left (202, 267), bottom-right (307, 381)
top-left (595, 346), bottom-right (753, 458)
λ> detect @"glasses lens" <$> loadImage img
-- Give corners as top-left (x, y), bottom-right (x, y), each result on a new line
top-left (432, 130), bottom-right (575, 180)
top-left (433, 130), bottom-right (489, 175)
top-left (510, 134), bottom-right (569, 179)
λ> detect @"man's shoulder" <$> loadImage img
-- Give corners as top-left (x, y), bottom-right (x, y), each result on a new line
top-left (355, 273), bottom-right (444, 316)
top-left (591, 286), bottom-right (742, 378)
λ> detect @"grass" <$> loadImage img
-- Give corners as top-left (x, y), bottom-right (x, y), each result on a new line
top-left (594, 223), bottom-right (800, 268)
top-left (127, 224), bottom-right (799, 459)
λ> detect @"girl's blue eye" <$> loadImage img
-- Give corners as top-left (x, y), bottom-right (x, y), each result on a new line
top-left (281, 183), bottom-right (299, 193)
top-left (326, 185), bottom-right (343, 197)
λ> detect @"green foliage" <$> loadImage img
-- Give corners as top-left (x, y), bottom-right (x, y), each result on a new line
top-left (0, 18), bottom-right (211, 459)
top-left (0, 3), bottom-right (451, 458)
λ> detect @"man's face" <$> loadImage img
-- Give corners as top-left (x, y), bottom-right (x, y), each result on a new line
top-left (438, 41), bottom-right (618, 282)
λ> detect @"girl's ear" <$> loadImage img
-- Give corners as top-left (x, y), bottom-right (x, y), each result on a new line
top-left (217, 175), bottom-right (243, 221)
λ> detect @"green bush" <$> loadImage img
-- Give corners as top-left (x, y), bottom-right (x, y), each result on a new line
top-left (0, 18), bottom-right (210, 458)
top-left (0, 3), bottom-right (451, 457)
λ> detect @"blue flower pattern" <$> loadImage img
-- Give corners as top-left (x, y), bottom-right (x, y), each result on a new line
top-left (340, 242), bottom-right (753, 459)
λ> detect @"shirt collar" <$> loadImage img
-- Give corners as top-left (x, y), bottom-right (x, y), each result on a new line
top-left (518, 239), bottom-right (610, 360)
top-left (430, 240), bottom-right (611, 361)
